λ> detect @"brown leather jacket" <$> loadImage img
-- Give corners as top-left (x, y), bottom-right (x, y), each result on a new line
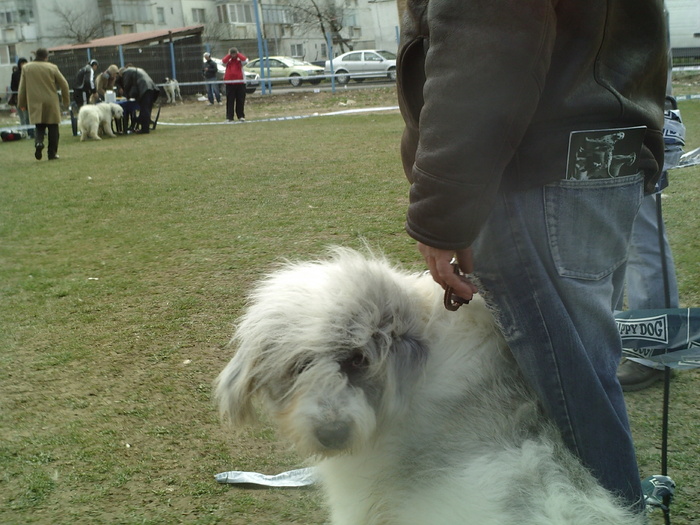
top-left (398, 0), bottom-right (668, 250)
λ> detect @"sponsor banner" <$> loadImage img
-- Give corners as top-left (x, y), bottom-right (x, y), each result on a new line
top-left (615, 308), bottom-right (700, 369)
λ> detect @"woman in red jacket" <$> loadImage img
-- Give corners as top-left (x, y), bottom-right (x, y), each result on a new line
top-left (222, 47), bottom-right (248, 122)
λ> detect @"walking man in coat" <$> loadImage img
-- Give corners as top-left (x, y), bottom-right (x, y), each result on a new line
top-left (18, 48), bottom-right (71, 161)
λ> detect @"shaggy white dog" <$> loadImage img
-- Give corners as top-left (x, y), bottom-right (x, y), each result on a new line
top-left (77, 102), bottom-right (124, 141)
top-left (163, 77), bottom-right (182, 104)
top-left (215, 248), bottom-right (645, 525)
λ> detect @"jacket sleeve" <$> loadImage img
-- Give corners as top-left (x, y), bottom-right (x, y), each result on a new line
top-left (222, 54), bottom-right (232, 65)
top-left (405, 0), bottom-right (557, 249)
top-left (57, 70), bottom-right (71, 107)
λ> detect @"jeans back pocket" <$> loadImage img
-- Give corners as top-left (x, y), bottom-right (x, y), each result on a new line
top-left (545, 174), bottom-right (644, 280)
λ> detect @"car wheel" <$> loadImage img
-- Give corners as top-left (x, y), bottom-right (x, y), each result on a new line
top-left (387, 67), bottom-right (397, 82)
top-left (246, 87), bottom-right (256, 94)
top-left (335, 70), bottom-right (350, 85)
top-left (289, 74), bottom-right (302, 87)
top-left (309, 79), bottom-right (322, 85)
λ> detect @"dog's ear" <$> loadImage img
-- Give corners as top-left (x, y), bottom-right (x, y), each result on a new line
top-left (213, 352), bottom-right (259, 429)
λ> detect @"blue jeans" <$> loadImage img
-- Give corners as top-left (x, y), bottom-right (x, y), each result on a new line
top-left (471, 174), bottom-right (645, 510)
top-left (622, 192), bottom-right (678, 311)
top-left (205, 80), bottom-right (221, 103)
top-left (17, 106), bottom-right (34, 137)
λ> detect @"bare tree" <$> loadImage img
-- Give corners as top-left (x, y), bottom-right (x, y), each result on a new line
top-left (49, 3), bottom-right (106, 44)
top-left (287, 0), bottom-right (354, 53)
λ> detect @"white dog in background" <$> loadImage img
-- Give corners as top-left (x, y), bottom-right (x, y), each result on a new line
top-left (215, 248), bottom-right (645, 525)
top-left (77, 102), bottom-right (124, 141)
top-left (163, 78), bottom-right (182, 104)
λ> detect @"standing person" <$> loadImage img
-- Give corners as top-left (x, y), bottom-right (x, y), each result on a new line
top-left (18, 48), bottom-right (71, 161)
top-left (202, 52), bottom-right (221, 105)
top-left (114, 66), bottom-right (160, 134)
top-left (9, 57), bottom-right (34, 138)
top-left (616, 16), bottom-right (686, 391)
top-left (397, 0), bottom-right (667, 515)
top-left (222, 47), bottom-right (247, 122)
top-left (74, 59), bottom-right (99, 108)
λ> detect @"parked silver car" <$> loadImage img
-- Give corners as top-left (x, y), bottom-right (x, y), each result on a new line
top-left (324, 49), bottom-right (397, 85)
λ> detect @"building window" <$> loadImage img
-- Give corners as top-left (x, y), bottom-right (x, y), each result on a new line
top-left (227, 3), bottom-right (254, 24)
top-left (157, 7), bottom-right (165, 24)
top-left (290, 43), bottom-right (304, 57)
top-left (0, 45), bottom-right (11, 65)
top-left (192, 8), bottom-right (206, 23)
top-left (217, 5), bottom-right (228, 23)
top-left (262, 5), bottom-right (290, 24)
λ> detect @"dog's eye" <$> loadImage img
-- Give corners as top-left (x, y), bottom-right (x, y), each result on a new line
top-left (351, 352), bottom-right (369, 369)
top-left (340, 351), bottom-right (369, 376)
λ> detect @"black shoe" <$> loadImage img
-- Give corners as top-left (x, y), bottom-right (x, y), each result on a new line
top-left (617, 359), bottom-right (665, 392)
top-left (35, 142), bottom-right (44, 160)
top-left (48, 155), bottom-right (60, 161)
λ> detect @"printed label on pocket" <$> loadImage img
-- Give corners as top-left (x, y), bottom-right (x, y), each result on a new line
top-left (565, 126), bottom-right (646, 181)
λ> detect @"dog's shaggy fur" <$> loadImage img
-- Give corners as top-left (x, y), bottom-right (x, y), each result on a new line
top-left (77, 102), bottom-right (124, 141)
top-left (163, 78), bottom-right (182, 104)
top-left (215, 248), bottom-right (645, 525)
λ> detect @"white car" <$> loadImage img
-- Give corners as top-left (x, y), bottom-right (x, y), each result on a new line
top-left (325, 49), bottom-right (397, 85)
top-left (245, 56), bottom-right (325, 87)
top-left (211, 57), bottom-right (260, 94)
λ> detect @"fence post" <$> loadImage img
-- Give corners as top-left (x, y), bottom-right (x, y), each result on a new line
top-left (169, 41), bottom-right (177, 80)
top-left (252, 0), bottom-right (267, 95)
top-left (326, 32), bottom-right (335, 94)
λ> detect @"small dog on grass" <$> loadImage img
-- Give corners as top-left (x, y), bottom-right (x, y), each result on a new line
top-left (215, 248), bottom-right (645, 525)
top-left (163, 78), bottom-right (182, 104)
top-left (77, 102), bottom-right (124, 141)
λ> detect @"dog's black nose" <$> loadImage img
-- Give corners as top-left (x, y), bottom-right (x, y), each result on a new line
top-left (315, 423), bottom-right (351, 450)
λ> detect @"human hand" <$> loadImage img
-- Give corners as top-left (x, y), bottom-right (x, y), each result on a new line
top-left (417, 243), bottom-right (478, 303)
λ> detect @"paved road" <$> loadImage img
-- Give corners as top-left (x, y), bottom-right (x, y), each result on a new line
top-left (251, 78), bottom-right (395, 96)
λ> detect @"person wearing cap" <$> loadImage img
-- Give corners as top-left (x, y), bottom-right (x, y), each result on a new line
top-left (18, 48), bottom-right (70, 160)
top-left (74, 59), bottom-right (99, 108)
top-left (202, 52), bottom-right (221, 105)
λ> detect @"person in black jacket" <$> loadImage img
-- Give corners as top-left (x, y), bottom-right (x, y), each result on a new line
top-left (397, 0), bottom-right (667, 514)
top-left (9, 57), bottom-right (33, 138)
top-left (74, 59), bottom-right (99, 108)
top-left (202, 52), bottom-right (221, 105)
top-left (115, 66), bottom-right (160, 134)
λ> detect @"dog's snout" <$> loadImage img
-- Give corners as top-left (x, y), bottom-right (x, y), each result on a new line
top-left (315, 422), bottom-right (351, 450)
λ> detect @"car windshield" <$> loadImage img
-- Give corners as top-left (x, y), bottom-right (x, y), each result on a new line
top-left (288, 58), bottom-right (311, 66)
top-left (376, 50), bottom-right (397, 60)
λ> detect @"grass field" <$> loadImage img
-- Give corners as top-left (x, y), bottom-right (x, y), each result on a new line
top-left (1, 86), bottom-right (698, 524)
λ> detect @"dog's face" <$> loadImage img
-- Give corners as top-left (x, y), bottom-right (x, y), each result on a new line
top-left (109, 103), bottom-right (124, 119)
top-left (215, 249), bottom-right (429, 457)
